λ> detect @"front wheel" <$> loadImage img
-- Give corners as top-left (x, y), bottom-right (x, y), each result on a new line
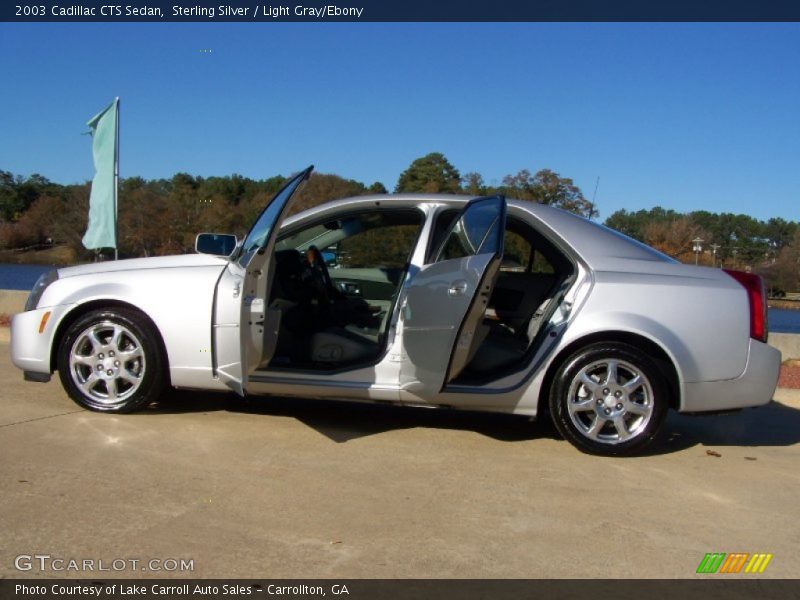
top-left (549, 343), bottom-right (669, 456)
top-left (57, 308), bottom-right (166, 413)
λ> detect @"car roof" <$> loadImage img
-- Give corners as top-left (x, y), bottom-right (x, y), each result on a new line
top-left (283, 193), bottom-right (675, 270)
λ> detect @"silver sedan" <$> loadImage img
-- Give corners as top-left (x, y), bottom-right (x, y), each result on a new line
top-left (11, 166), bottom-right (781, 456)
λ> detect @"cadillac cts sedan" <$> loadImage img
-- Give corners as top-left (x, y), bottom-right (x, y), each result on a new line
top-left (11, 166), bottom-right (781, 455)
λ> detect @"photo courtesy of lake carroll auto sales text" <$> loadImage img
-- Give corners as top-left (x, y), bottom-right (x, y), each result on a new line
top-left (14, 582), bottom-right (352, 596)
top-left (1, 2), bottom-right (799, 598)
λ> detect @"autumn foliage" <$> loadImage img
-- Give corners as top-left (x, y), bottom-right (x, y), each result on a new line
top-left (1, 152), bottom-right (797, 292)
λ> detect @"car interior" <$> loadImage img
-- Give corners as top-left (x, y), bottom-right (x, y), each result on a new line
top-left (267, 209), bottom-right (424, 370)
top-left (426, 209), bottom-right (575, 382)
top-left (266, 206), bottom-right (574, 380)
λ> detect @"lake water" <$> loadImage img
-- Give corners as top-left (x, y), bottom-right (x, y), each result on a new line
top-left (769, 308), bottom-right (800, 334)
top-left (1, 262), bottom-right (800, 333)
top-left (0, 263), bottom-right (55, 291)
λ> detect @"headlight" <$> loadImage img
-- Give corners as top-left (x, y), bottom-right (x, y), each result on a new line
top-left (25, 270), bottom-right (59, 312)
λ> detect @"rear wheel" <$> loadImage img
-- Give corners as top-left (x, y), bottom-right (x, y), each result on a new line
top-left (549, 343), bottom-right (668, 456)
top-left (57, 308), bottom-right (166, 413)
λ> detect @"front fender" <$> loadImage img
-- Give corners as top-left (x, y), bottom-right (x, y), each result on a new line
top-left (37, 265), bottom-right (226, 389)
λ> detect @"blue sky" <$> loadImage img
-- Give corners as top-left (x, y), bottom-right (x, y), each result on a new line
top-left (0, 23), bottom-right (798, 221)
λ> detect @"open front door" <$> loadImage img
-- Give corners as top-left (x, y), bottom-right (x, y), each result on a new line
top-left (400, 195), bottom-right (506, 399)
top-left (212, 166), bottom-right (312, 394)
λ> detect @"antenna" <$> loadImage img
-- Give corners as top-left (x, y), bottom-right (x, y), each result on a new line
top-left (590, 176), bottom-right (600, 220)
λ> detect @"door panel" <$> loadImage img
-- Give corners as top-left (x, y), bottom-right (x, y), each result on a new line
top-left (400, 253), bottom-right (495, 396)
top-left (212, 166), bottom-right (312, 394)
top-left (445, 257), bottom-right (502, 379)
top-left (400, 196), bottom-right (506, 400)
top-left (213, 260), bottom-right (274, 393)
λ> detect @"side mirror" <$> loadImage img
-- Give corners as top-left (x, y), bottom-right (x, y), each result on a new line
top-left (323, 250), bottom-right (337, 267)
top-left (195, 233), bottom-right (238, 257)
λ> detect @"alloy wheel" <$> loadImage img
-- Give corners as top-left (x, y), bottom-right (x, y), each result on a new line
top-left (68, 321), bottom-right (146, 405)
top-left (566, 358), bottom-right (654, 445)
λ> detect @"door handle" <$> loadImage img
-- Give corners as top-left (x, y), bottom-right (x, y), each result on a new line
top-left (448, 280), bottom-right (468, 296)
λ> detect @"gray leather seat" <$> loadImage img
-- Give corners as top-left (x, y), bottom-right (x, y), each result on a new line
top-left (468, 298), bottom-right (552, 374)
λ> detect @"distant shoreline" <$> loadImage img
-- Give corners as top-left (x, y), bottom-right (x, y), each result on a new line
top-left (0, 245), bottom-right (76, 266)
top-left (769, 299), bottom-right (800, 311)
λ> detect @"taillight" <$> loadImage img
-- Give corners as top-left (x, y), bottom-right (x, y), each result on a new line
top-left (724, 269), bottom-right (768, 343)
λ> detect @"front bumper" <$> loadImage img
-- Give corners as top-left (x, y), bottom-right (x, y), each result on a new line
top-left (681, 339), bottom-right (782, 412)
top-left (10, 304), bottom-right (72, 377)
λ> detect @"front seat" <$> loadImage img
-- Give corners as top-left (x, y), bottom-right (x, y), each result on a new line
top-left (310, 327), bottom-right (378, 363)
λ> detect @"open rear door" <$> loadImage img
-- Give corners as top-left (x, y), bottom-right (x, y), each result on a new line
top-left (400, 195), bottom-right (506, 399)
top-left (212, 166), bottom-right (312, 394)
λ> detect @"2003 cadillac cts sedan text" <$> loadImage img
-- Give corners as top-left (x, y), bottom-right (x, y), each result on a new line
top-left (10, 166), bottom-right (781, 456)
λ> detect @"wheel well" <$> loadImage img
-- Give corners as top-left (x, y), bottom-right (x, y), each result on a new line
top-left (50, 300), bottom-right (171, 385)
top-left (538, 331), bottom-right (681, 415)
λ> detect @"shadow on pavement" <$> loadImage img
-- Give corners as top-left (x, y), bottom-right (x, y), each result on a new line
top-left (149, 388), bottom-right (559, 443)
top-left (147, 389), bottom-right (800, 451)
top-left (661, 399), bottom-right (800, 452)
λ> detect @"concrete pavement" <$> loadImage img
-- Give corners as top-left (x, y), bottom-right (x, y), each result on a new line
top-left (0, 289), bottom-right (27, 316)
top-left (1, 340), bottom-right (799, 579)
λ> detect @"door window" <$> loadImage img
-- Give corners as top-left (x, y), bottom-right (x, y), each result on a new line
top-left (435, 196), bottom-right (504, 262)
top-left (502, 227), bottom-right (555, 274)
top-left (328, 223), bottom-right (420, 269)
top-left (238, 167), bottom-right (312, 267)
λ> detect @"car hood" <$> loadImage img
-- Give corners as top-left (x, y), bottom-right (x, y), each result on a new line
top-left (57, 253), bottom-right (229, 279)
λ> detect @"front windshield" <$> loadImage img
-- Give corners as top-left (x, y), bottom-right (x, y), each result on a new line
top-left (238, 167), bottom-right (311, 266)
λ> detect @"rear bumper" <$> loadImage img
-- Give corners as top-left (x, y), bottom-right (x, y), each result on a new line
top-left (681, 339), bottom-right (781, 412)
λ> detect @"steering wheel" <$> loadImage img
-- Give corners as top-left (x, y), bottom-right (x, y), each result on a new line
top-left (305, 245), bottom-right (335, 303)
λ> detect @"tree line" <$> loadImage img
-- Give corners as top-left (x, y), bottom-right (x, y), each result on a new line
top-left (0, 152), bottom-right (595, 258)
top-left (1, 152), bottom-right (797, 291)
top-left (605, 207), bottom-right (800, 293)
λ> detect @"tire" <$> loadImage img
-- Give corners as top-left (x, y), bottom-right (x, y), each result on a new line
top-left (57, 307), bottom-right (166, 413)
top-left (548, 343), bottom-right (668, 456)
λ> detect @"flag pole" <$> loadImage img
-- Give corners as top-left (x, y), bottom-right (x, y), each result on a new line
top-left (113, 97), bottom-right (120, 260)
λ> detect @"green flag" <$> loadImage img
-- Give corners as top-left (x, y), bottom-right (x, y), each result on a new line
top-left (82, 98), bottom-right (118, 251)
